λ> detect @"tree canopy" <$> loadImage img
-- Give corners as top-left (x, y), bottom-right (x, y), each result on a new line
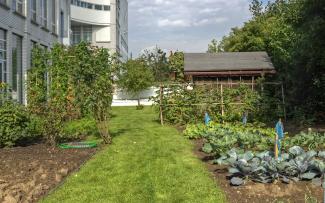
top-left (117, 59), bottom-right (154, 106)
top-left (217, 0), bottom-right (325, 122)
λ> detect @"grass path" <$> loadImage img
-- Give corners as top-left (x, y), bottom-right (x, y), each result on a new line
top-left (43, 107), bottom-right (226, 203)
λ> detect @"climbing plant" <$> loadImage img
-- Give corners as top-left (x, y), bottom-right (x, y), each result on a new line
top-left (151, 83), bottom-right (282, 125)
top-left (27, 42), bottom-right (115, 145)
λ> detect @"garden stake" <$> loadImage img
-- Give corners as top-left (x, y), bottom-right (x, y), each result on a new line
top-left (323, 173), bottom-right (325, 203)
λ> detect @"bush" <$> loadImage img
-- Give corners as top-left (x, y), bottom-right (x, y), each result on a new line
top-left (0, 102), bottom-right (40, 147)
top-left (61, 117), bottom-right (99, 142)
top-left (136, 105), bottom-right (144, 110)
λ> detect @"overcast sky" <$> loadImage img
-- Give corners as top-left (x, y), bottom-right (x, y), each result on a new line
top-left (128, 0), bottom-right (266, 56)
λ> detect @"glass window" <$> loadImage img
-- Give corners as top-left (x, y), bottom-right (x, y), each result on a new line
top-left (87, 3), bottom-right (93, 9)
top-left (11, 34), bottom-right (23, 103)
top-left (12, 0), bottom-right (24, 14)
top-left (52, 0), bottom-right (56, 33)
top-left (0, 29), bottom-right (6, 83)
top-left (80, 1), bottom-right (86, 8)
top-left (30, 41), bottom-right (37, 67)
top-left (60, 11), bottom-right (64, 38)
top-left (0, 0), bottom-right (7, 6)
top-left (71, 0), bottom-right (109, 11)
top-left (41, 0), bottom-right (47, 27)
top-left (30, 0), bottom-right (37, 22)
top-left (72, 27), bottom-right (81, 44)
top-left (94, 4), bottom-right (102, 10)
top-left (83, 26), bottom-right (92, 42)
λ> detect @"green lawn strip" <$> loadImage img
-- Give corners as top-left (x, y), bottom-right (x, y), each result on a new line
top-left (42, 107), bottom-right (226, 203)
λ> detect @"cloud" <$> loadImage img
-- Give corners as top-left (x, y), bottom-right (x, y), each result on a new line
top-left (158, 19), bottom-right (191, 27)
top-left (128, 0), bottom-right (252, 56)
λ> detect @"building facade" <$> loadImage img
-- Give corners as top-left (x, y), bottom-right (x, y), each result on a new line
top-left (0, 0), bottom-right (71, 104)
top-left (70, 0), bottom-right (128, 61)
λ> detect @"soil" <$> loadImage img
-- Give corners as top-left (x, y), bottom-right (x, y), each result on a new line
top-left (193, 139), bottom-right (323, 203)
top-left (0, 143), bottom-right (97, 203)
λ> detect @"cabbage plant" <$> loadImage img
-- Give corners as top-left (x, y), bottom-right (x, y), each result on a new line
top-left (215, 146), bottom-right (325, 186)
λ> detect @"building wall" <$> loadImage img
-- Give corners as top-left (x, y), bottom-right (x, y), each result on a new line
top-left (0, 0), bottom-right (71, 104)
top-left (71, 0), bottom-right (128, 60)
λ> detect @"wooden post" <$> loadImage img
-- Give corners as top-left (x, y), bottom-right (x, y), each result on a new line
top-left (274, 133), bottom-right (279, 160)
top-left (252, 76), bottom-right (255, 91)
top-left (281, 83), bottom-right (287, 121)
top-left (221, 84), bottom-right (224, 121)
top-left (217, 78), bottom-right (219, 90)
top-left (159, 85), bottom-right (164, 125)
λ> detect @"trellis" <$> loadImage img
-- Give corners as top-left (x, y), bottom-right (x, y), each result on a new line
top-left (157, 81), bottom-right (286, 125)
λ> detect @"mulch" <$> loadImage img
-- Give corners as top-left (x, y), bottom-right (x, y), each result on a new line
top-left (0, 143), bottom-right (97, 203)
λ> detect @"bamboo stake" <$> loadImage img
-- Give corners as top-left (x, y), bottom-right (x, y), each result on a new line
top-left (221, 84), bottom-right (224, 118)
top-left (160, 102), bottom-right (245, 106)
top-left (281, 83), bottom-right (287, 122)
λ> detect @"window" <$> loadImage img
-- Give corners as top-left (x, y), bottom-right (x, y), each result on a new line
top-left (0, 0), bottom-right (7, 6)
top-left (11, 34), bottom-right (23, 103)
top-left (12, 0), bottom-right (24, 15)
top-left (94, 4), bottom-right (102, 10)
top-left (41, 0), bottom-right (47, 28)
top-left (80, 1), bottom-right (86, 8)
top-left (0, 29), bottom-right (7, 83)
top-left (60, 11), bottom-right (64, 38)
top-left (30, 0), bottom-right (36, 22)
top-left (72, 27), bottom-right (81, 44)
top-left (87, 3), bottom-right (93, 9)
top-left (83, 26), bottom-right (92, 42)
top-left (103, 5), bottom-right (110, 11)
top-left (30, 41), bottom-right (37, 67)
top-left (71, 0), bottom-right (109, 11)
top-left (52, 0), bottom-right (56, 33)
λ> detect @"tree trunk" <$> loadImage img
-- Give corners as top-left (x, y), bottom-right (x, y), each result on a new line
top-left (138, 94), bottom-right (141, 106)
top-left (97, 120), bottom-right (111, 144)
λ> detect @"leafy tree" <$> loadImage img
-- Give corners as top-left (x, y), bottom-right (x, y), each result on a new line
top-left (207, 39), bottom-right (221, 53)
top-left (140, 47), bottom-right (170, 83)
top-left (118, 59), bottom-right (154, 107)
top-left (168, 51), bottom-right (184, 82)
top-left (249, 0), bottom-right (263, 17)
top-left (217, 0), bottom-right (325, 122)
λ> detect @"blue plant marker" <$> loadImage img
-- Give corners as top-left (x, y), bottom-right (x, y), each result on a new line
top-left (204, 112), bottom-right (211, 126)
top-left (275, 119), bottom-right (284, 159)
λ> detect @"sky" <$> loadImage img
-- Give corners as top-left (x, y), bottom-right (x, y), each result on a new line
top-left (128, 0), bottom-right (266, 56)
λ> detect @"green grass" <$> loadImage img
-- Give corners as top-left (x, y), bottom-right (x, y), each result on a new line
top-left (42, 107), bottom-right (226, 203)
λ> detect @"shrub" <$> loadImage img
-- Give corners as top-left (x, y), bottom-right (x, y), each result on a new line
top-left (136, 105), bottom-right (144, 110)
top-left (61, 117), bottom-right (99, 141)
top-left (0, 102), bottom-right (39, 147)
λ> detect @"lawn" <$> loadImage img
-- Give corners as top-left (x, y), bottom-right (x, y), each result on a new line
top-left (42, 107), bottom-right (226, 203)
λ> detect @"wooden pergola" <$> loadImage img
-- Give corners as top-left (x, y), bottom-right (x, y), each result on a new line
top-left (184, 52), bottom-right (276, 86)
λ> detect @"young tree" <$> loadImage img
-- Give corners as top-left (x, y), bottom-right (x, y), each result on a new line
top-left (168, 51), bottom-right (184, 82)
top-left (140, 47), bottom-right (170, 83)
top-left (118, 59), bottom-right (154, 107)
top-left (207, 39), bottom-right (221, 53)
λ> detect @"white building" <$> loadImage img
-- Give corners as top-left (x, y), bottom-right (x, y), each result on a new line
top-left (70, 0), bottom-right (128, 61)
top-left (0, 0), bottom-right (71, 103)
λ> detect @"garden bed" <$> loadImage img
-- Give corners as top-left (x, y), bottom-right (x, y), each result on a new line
top-left (0, 143), bottom-right (97, 203)
top-left (193, 139), bottom-right (323, 203)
